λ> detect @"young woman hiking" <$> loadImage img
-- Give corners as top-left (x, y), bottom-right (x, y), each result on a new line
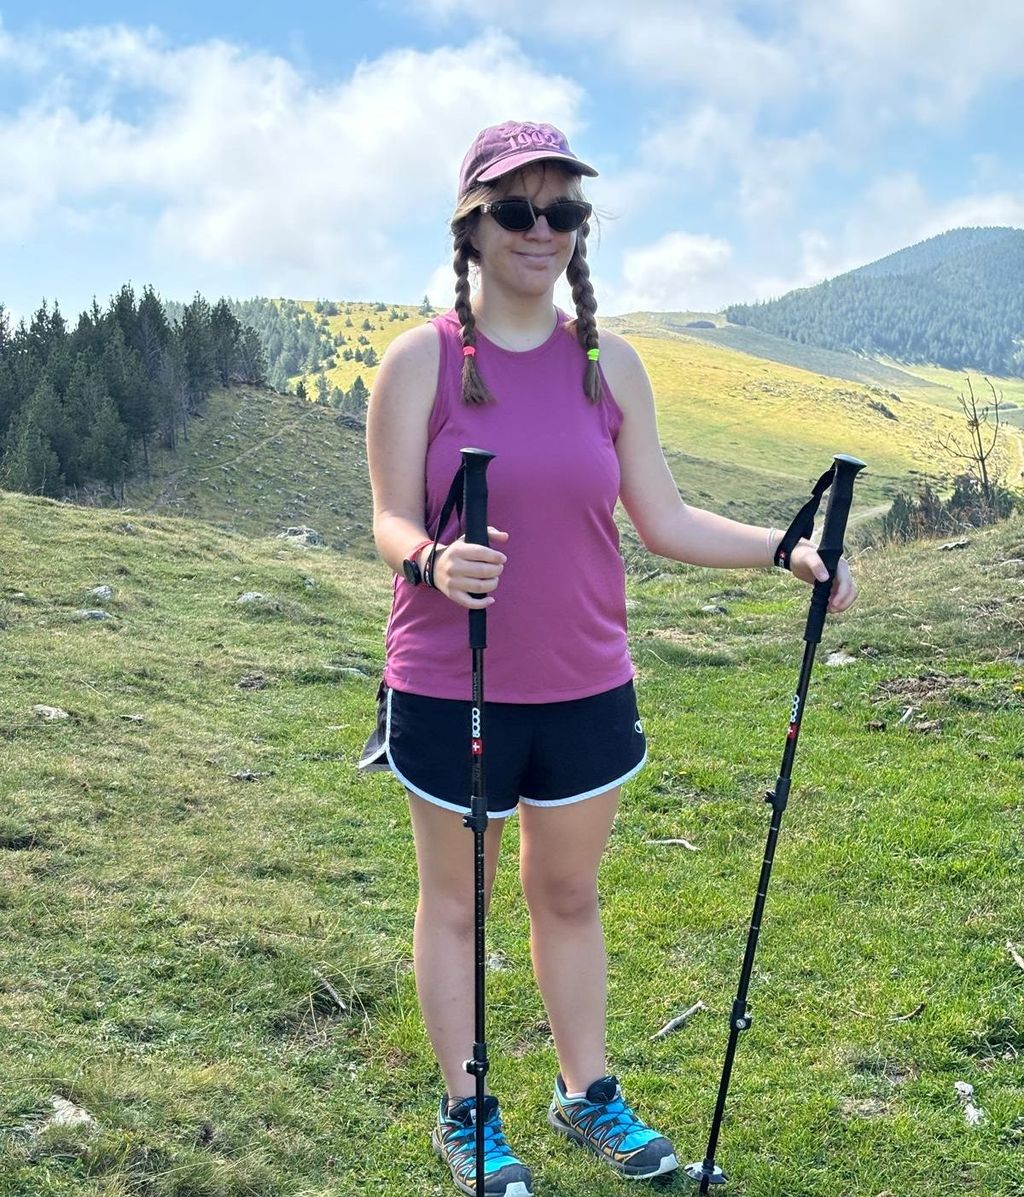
top-left (361, 120), bottom-right (857, 1197)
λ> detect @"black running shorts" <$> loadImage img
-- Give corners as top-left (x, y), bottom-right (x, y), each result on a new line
top-left (358, 680), bottom-right (647, 817)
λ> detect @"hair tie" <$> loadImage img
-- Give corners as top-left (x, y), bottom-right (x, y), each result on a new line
top-left (462, 344), bottom-right (477, 358)
top-left (587, 348), bottom-right (600, 362)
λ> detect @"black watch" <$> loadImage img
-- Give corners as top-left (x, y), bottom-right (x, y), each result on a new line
top-left (402, 539), bottom-right (434, 587)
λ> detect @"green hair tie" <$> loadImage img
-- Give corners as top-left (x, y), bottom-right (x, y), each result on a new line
top-left (587, 348), bottom-right (600, 362)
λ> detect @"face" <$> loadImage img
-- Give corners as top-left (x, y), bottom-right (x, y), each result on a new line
top-left (470, 163), bottom-right (582, 299)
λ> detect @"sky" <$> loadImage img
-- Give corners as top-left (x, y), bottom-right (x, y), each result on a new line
top-left (2, 1), bottom-right (1023, 325)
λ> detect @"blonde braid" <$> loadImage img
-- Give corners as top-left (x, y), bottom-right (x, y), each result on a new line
top-left (450, 192), bottom-right (495, 406)
top-left (566, 220), bottom-right (601, 402)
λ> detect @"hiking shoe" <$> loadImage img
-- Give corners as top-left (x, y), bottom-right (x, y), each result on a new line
top-left (431, 1094), bottom-right (534, 1197)
top-left (548, 1074), bottom-right (678, 1179)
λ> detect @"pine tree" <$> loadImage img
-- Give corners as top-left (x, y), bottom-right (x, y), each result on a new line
top-left (348, 375), bottom-right (369, 407)
top-left (210, 298), bottom-right (243, 385)
top-left (1, 377), bottom-right (65, 496)
top-left (83, 397), bottom-right (130, 498)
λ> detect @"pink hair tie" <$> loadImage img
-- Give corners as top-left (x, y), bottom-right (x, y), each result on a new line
top-left (462, 344), bottom-right (477, 358)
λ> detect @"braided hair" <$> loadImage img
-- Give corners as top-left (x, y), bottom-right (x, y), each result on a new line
top-left (449, 170), bottom-right (600, 405)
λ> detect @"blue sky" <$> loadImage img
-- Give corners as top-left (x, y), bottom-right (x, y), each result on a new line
top-left (2, 1), bottom-right (1023, 324)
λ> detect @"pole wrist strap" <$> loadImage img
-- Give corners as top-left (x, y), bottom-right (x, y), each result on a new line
top-left (773, 465), bottom-right (836, 570)
top-left (426, 462), bottom-right (467, 588)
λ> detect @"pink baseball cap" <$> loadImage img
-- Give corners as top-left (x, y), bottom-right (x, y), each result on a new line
top-left (458, 121), bottom-right (598, 196)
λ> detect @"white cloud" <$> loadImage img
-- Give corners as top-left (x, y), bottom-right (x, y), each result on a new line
top-left (415, 4), bottom-right (798, 107)
top-left (798, 0), bottom-right (1024, 122)
top-left (603, 230), bottom-right (736, 313)
top-left (425, 260), bottom-right (455, 310)
top-left (414, 1), bottom-right (1024, 132)
top-left (0, 25), bottom-right (584, 298)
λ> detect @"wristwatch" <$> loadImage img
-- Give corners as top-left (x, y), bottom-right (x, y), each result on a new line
top-left (402, 539), bottom-right (434, 586)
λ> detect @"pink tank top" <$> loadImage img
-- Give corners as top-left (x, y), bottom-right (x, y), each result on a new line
top-left (383, 309), bottom-right (633, 703)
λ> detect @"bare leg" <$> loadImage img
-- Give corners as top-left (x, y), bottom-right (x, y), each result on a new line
top-left (408, 793), bottom-right (507, 1099)
top-left (519, 788), bottom-right (619, 1094)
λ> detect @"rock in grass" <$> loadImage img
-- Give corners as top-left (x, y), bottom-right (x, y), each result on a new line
top-left (237, 671), bottom-right (269, 690)
top-left (826, 650), bottom-right (857, 666)
top-left (939, 539), bottom-right (970, 551)
top-left (955, 1081), bottom-right (986, 1126)
top-left (33, 705), bottom-right (69, 720)
top-left (79, 609), bottom-right (113, 620)
top-left (40, 1096), bottom-right (97, 1133)
top-left (236, 592), bottom-right (268, 605)
top-left (278, 526), bottom-right (325, 547)
top-left (89, 585), bottom-right (114, 601)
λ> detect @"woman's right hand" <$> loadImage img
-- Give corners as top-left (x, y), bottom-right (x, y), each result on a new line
top-left (429, 528), bottom-right (508, 609)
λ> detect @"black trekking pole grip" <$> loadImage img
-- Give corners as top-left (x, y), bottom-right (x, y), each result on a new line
top-left (461, 448), bottom-right (495, 651)
top-left (803, 454), bottom-right (866, 645)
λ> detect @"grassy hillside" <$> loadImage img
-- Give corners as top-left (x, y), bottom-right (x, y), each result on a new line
top-left (91, 301), bottom-right (1021, 557)
top-left (293, 300), bottom-right (425, 397)
top-left (1, 490), bottom-right (1023, 1196)
top-left (89, 386), bottom-right (374, 557)
top-left (604, 313), bottom-right (937, 392)
top-left (601, 332), bottom-right (997, 526)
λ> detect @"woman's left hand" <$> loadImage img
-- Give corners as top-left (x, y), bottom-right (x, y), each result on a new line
top-left (788, 541), bottom-right (858, 614)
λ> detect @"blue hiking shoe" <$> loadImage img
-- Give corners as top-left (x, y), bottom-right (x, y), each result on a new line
top-left (431, 1094), bottom-right (534, 1197)
top-left (548, 1074), bottom-right (679, 1179)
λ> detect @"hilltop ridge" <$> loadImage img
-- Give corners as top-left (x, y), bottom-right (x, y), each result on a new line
top-left (725, 226), bottom-right (1024, 378)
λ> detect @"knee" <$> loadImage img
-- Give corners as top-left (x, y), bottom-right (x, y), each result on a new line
top-left (417, 891), bottom-right (485, 940)
top-left (523, 872), bottom-right (599, 924)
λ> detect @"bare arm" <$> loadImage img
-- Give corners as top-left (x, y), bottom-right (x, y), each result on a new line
top-left (365, 325), bottom-right (507, 608)
top-left (602, 333), bottom-right (857, 611)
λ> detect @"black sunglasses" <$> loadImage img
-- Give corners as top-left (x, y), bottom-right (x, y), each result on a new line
top-left (480, 198), bottom-right (592, 233)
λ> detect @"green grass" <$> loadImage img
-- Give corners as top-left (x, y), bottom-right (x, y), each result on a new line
top-left (83, 385), bottom-right (374, 556)
top-left (605, 312), bottom-right (939, 393)
top-left (1, 490), bottom-right (1023, 1196)
top-left (75, 300), bottom-right (1024, 555)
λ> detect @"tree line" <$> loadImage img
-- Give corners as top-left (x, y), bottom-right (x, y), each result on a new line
top-left (0, 286), bottom-right (267, 500)
top-left (726, 227), bottom-right (1024, 378)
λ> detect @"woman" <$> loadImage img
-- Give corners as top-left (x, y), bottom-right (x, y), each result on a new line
top-left (361, 120), bottom-right (856, 1197)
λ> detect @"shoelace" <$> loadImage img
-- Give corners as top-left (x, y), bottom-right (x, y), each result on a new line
top-left (449, 1114), bottom-right (512, 1166)
top-left (573, 1094), bottom-right (646, 1147)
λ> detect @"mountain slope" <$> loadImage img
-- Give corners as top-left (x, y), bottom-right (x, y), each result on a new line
top-left (725, 226), bottom-right (1024, 377)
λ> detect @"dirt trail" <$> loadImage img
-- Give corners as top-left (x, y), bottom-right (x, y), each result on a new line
top-left (849, 501), bottom-right (891, 525)
top-left (156, 405), bottom-right (322, 488)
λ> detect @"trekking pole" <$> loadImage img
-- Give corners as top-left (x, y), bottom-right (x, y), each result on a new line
top-left (685, 453), bottom-right (866, 1193)
top-left (460, 446), bottom-right (496, 1197)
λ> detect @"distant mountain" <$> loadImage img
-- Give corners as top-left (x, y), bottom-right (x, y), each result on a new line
top-left (725, 227), bottom-right (1024, 377)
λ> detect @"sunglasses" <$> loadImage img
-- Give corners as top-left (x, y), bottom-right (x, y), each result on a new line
top-left (480, 198), bottom-right (592, 233)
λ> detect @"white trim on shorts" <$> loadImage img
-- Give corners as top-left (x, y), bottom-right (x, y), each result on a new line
top-left (518, 746), bottom-right (648, 809)
top-left (372, 686), bottom-right (519, 819)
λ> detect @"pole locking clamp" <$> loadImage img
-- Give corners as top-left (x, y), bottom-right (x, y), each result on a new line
top-left (730, 1001), bottom-right (753, 1032)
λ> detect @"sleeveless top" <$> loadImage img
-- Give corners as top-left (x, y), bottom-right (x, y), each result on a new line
top-left (382, 308), bottom-right (634, 703)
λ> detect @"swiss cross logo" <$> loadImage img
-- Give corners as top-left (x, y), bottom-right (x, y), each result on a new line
top-left (471, 739), bottom-right (483, 755)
